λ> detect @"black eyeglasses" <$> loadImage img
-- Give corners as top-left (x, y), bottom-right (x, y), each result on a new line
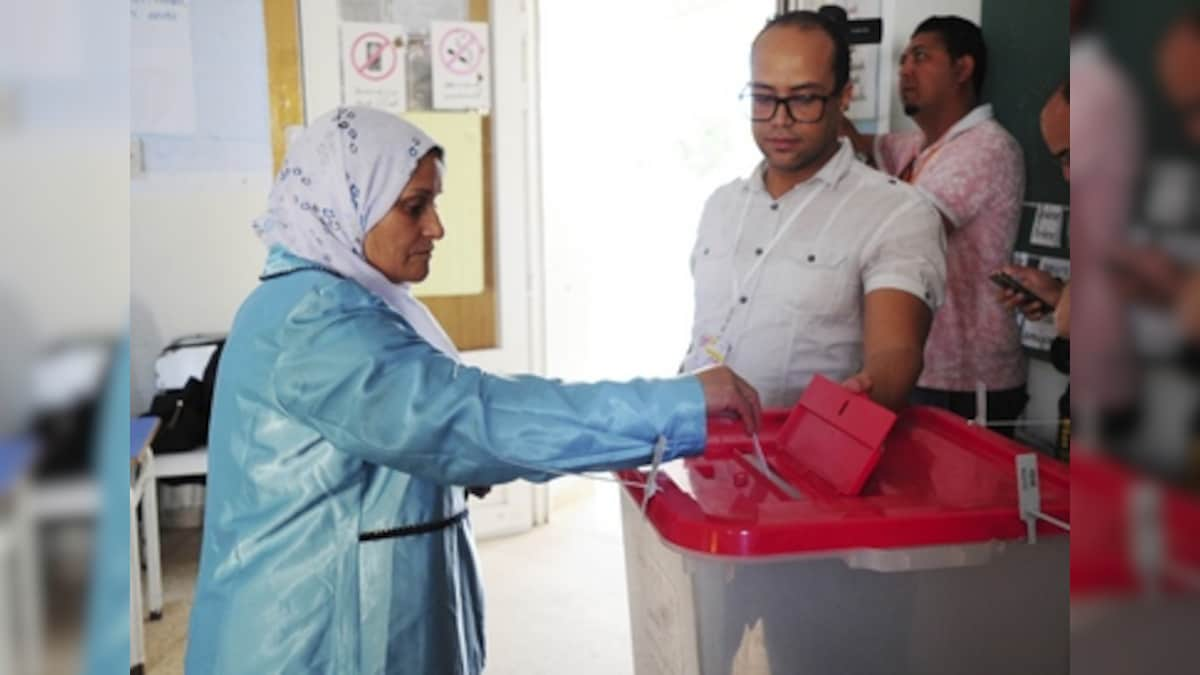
top-left (739, 86), bottom-right (834, 124)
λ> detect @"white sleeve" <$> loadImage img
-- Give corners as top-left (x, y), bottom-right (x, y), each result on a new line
top-left (860, 197), bottom-right (947, 309)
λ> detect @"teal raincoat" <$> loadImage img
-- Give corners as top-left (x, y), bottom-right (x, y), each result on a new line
top-left (183, 248), bottom-right (707, 673)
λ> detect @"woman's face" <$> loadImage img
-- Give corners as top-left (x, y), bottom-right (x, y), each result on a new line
top-left (364, 152), bottom-right (445, 284)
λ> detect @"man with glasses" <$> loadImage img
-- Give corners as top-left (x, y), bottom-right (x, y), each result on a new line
top-left (843, 16), bottom-right (1028, 432)
top-left (682, 10), bottom-right (945, 411)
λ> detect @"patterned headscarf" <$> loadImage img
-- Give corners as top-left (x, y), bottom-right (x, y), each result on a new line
top-left (253, 106), bottom-right (459, 359)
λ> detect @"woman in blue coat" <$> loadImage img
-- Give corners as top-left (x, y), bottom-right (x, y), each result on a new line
top-left (184, 107), bottom-right (761, 674)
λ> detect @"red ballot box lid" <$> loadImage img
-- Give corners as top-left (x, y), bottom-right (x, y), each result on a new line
top-left (619, 403), bottom-right (1070, 558)
top-left (775, 374), bottom-right (897, 496)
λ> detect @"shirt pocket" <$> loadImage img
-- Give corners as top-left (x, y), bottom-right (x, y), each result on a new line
top-left (757, 242), bottom-right (857, 317)
top-left (692, 239), bottom-right (736, 327)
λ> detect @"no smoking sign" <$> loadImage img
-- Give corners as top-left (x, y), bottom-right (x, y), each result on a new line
top-left (431, 21), bottom-right (491, 111)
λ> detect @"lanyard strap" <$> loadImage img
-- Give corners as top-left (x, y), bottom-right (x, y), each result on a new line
top-left (710, 181), bottom-right (829, 346)
top-left (728, 182), bottom-right (827, 304)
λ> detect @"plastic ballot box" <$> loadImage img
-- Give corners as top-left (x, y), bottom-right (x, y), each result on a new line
top-left (617, 381), bottom-right (1070, 675)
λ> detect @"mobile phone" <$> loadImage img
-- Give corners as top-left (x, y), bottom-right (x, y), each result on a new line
top-left (989, 272), bottom-right (1054, 312)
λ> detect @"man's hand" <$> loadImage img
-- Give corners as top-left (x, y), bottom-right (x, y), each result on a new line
top-left (694, 365), bottom-right (763, 434)
top-left (995, 265), bottom-right (1064, 320)
top-left (841, 371), bottom-right (873, 395)
top-left (839, 115), bottom-right (874, 163)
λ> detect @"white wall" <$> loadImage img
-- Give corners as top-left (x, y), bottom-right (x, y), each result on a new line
top-left (539, 0), bottom-right (773, 383)
top-left (130, 174), bottom-right (271, 411)
top-left (0, 132), bottom-right (129, 345)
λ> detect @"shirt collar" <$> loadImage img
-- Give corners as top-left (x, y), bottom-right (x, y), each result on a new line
top-left (743, 137), bottom-right (855, 195)
top-left (927, 103), bottom-right (994, 148)
top-left (260, 244), bottom-right (340, 280)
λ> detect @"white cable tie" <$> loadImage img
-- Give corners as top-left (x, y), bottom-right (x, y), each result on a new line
top-left (641, 435), bottom-right (669, 513)
top-left (969, 417), bottom-right (1065, 427)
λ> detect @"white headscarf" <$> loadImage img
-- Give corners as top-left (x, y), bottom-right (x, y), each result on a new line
top-left (252, 106), bottom-right (460, 361)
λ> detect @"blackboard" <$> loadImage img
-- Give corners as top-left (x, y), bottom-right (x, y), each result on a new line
top-left (981, 0), bottom-right (1070, 214)
top-left (981, 0), bottom-right (1071, 358)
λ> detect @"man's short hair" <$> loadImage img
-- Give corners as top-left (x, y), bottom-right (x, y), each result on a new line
top-left (913, 15), bottom-right (988, 99)
top-left (755, 10), bottom-right (851, 94)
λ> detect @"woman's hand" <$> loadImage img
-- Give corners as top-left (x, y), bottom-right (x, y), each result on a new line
top-left (694, 365), bottom-right (762, 434)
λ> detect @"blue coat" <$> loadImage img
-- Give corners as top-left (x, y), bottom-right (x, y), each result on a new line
top-left (184, 248), bottom-right (707, 674)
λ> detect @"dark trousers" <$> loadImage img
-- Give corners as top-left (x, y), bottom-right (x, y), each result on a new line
top-left (911, 385), bottom-right (1029, 438)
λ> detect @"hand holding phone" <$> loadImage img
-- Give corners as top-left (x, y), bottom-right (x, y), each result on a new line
top-left (990, 269), bottom-right (1058, 317)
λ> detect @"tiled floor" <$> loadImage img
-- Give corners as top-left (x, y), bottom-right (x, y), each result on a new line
top-left (142, 482), bottom-right (634, 674)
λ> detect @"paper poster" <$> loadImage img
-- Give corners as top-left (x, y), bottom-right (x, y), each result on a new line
top-left (797, 0), bottom-right (881, 120)
top-left (846, 0), bottom-right (882, 121)
top-left (1030, 203), bottom-right (1067, 249)
top-left (131, 0), bottom-right (196, 135)
top-left (341, 22), bottom-right (408, 114)
top-left (404, 111), bottom-right (486, 297)
top-left (431, 21), bottom-right (491, 111)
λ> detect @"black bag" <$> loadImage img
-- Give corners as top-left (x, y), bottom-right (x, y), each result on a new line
top-left (30, 338), bottom-right (116, 478)
top-left (147, 337), bottom-right (225, 453)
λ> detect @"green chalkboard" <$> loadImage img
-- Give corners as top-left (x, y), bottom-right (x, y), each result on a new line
top-left (980, 1), bottom-right (1070, 360)
top-left (981, 0), bottom-right (1071, 210)
top-left (1093, 0), bottom-right (1198, 161)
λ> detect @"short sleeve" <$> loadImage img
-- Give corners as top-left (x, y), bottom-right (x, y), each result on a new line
top-left (860, 197), bottom-right (947, 308)
top-left (914, 130), bottom-right (1024, 229)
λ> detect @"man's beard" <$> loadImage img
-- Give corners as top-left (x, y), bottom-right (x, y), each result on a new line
top-left (904, 103), bottom-right (921, 116)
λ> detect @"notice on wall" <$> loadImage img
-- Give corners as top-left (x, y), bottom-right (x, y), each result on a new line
top-left (341, 22), bottom-right (408, 115)
top-left (1029, 202), bottom-right (1067, 249)
top-left (131, 0), bottom-right (196, 135)
top-left (846, 0), bottom-right (882, 121)
top-left (431, 21), bottom-right (491, 111)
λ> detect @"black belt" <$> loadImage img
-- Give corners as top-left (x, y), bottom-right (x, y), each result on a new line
top-left (358, 510), bottom-right (468, 542)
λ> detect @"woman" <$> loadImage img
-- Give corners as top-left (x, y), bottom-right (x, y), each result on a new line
top-left (183, 107), bottom-right (761, 674)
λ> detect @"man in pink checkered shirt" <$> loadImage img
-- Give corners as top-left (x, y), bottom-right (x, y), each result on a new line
top-left (845, 16), bottom-right (1027, 432)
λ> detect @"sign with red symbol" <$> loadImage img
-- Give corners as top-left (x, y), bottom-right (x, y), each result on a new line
top-left (341, 22), bottom-right (408, 114)
top-left (431, 21), bottom-right (491, 111)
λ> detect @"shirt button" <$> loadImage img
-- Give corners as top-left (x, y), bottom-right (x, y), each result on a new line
top-left (888, 179), bottom-right (897, 185)
top-left (770, 203), bottom-right (779, 211)
top-left (755, 248), bottom-right (764, 256)
top-left (739, 295), bottom-right (748, 304)
top-left (703, 248), bottom-right (710, 255)
top-left (807, 254), bottom-right (816, 262)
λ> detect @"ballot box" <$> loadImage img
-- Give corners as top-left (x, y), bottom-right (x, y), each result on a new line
top-left (617, 402), bottom-right (1070, 675)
